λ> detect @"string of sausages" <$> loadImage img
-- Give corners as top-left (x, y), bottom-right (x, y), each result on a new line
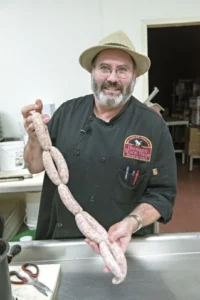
top-left (32, 112), bottom-right (127, 284)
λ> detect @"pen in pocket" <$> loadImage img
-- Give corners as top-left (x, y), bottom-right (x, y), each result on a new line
top-left (131, 170), bottom-right (135, 178)
top-left (132, 170), bottom-right (139, 185)
top-left (125, 166), bottom-right (130, 180)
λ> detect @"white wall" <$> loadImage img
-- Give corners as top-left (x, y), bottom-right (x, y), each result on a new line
top-left (0, 0), bottom-right (200, 138)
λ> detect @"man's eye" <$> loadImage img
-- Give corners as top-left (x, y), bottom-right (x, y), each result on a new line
top-left (118, 67), bottom-right (128, 73)
top-left (100, 65), bottom-right (110, 71)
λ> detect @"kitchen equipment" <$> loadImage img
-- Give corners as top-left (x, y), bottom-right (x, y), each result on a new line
top-left (0, 141), bottom-right (24, 171)
top-left (144, 87), bottom-right (165, 113)
top-left (25, 192), bottom-right (41, 230)
top-left (0, 239), bottom-right (13, 300)
top-left (144, 86), bottom-right (159, 104)
top-left (7, 244), bottom-right (21, 264)
top-left (10, 264), bottom-right (60, 300)
top-left (10, 263), bottom-right (52, 297)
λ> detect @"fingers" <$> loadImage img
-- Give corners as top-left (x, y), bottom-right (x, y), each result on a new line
top-left (85, 238), bottom-right (100, 254)
top-left (103, 266), bottom-right (110, 273)
top-left (35, 99), bottom-right (43, 113)
top-left (21, 103), bottom-right (38, 119)
top-left (21, 98), bottom-right (49, 136)
top-left (118, 238), bottom-right (130, 253)
top-left (85, 238), bottom-right (111, 273)
top-left (107, 221), bottom-right (132, 255)
top-left (21, 99), bottom-right (43, 118)
top-left (108, 223), bottom-right (123, 243)
top-left (24, 114), bottom-right (49, 132)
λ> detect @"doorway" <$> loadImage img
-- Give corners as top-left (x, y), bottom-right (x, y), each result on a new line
top-left (147, 24), bottom-right (200, 116)
top-left (144, 20), bottom-right (200, 233)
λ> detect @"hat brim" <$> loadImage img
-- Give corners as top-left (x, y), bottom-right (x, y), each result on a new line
top-left (79, 45), bottom-right (151, 77)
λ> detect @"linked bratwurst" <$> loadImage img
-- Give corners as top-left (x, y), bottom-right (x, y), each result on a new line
top-left (32, 112), bottom-right (127, 284)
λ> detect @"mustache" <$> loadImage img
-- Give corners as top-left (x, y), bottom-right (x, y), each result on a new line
top-left (101, 81), bottom-right (123, 92)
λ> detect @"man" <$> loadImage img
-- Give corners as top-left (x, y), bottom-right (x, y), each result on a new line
top-left (22, 31), bottom-right (177, 260)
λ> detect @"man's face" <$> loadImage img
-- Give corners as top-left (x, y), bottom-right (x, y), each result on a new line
top-left (91, 49), bottom-right (136, 109)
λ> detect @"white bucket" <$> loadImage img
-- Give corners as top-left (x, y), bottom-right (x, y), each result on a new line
top-left (0, 141), bottom-right (24, 171)
top-left (25, 192), bottom-right (41, 230)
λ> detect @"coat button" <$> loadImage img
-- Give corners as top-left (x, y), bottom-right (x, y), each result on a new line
top-left (89, 196), bottom-right (95, 202)
top-left (57, 222), bottom-right (63, 227)
top-left (100, 157), bottom-right (106, 163)
top-left (74, 149), bottom-right (80, 156)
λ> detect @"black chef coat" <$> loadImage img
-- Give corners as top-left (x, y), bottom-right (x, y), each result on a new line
top-left (35, 94), bottom-right (177, 240)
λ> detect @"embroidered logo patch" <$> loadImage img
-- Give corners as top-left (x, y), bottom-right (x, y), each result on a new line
top-left (123, 135), bottom-right (152, 161)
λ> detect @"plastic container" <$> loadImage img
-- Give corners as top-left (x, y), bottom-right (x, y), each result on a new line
top-left (0, 141), bottom-right (24, 171)
top-left (25, 192), bottom-right (41, 230)
top-left (20, 235), bottom-right (33, 242)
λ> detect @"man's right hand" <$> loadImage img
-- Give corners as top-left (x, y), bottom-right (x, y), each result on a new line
top-left (21, 99), bottom-right (50, 173)
top-left (21, 99), bottom-right (50, 140)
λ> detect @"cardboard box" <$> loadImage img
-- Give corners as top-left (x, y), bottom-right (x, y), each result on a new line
top-left (188, 141), bottom-right (200, 156)
top-left (190, 127), bottom-right (200, 142)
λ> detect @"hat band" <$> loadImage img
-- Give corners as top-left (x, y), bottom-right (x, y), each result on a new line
top-left (104, 42), bottom-right (130, 49)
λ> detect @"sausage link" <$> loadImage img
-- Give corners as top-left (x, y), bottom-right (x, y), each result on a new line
top-left (32, 112), bottom-right (52, 151)
top-left (42, 151), bottom-right (61, 185)
top-left (75, 213), bottom-right (102, 244)
top-left (58, 184), bottom-right (82, 215)
top-left (109, 242), bottom-right (127, 283)
top-left (50, 146), bottom-right (69, 184)
top-left (99, 241), bottom-right (123, 284)
top-left (82, 211), bottom-right (108, 241)
top-left (82, 211), bottom-right (127, 282)
top-left (33, 113), bottom-right (127, 284)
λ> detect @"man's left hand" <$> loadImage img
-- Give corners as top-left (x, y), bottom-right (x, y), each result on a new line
top-left (85, 218), bottom-right (133, 273)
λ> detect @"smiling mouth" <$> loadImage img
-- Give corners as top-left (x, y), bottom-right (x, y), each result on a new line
top-left (103, 88), bottom-right (121, 93)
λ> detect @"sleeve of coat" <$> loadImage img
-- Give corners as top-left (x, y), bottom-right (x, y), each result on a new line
top-left (137, 123), bottom-right (177, 223)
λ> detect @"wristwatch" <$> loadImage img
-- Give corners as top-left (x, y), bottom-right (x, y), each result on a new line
top-left (125, 214), bottom-right (143, 233)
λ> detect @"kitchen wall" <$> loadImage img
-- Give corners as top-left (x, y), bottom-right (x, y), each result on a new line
top-left (0, 0), bottom-right (200, 137)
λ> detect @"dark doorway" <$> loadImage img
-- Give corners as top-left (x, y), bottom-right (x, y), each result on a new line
top-left (147, 24), bottom-right (200, 234)
top-left (147, 25), bottom-right (200, 116)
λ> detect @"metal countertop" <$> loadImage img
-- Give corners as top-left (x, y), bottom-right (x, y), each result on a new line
top-left (9, 232), bottom-right (200, 300)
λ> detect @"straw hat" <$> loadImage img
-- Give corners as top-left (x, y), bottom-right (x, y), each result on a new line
top-left (79, 31), bottom-right (151, 77)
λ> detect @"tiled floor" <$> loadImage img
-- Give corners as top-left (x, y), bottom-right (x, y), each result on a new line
top-left (160, 156), bottom-right (200, 233)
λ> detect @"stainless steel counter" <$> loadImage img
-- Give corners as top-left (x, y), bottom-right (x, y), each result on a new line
top-left (9, 232), bottom-right (200, 299)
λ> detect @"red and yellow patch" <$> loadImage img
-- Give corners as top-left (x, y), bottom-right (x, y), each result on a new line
top-left (123, 135), bottom-right (152, 161)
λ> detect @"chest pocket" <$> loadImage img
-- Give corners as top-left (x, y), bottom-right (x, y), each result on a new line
top-left (112, 168), bottom-right (146, 205)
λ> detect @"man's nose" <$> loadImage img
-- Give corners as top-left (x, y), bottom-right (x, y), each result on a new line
top-left (107, 70), bottom-right (118, 82)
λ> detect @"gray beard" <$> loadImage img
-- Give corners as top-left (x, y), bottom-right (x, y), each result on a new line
top-left (91, 76), bottom-right (135, 109)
